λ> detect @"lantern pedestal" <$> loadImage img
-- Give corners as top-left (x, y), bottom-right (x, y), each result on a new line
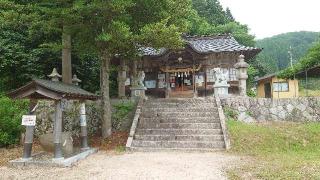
top-left (214, 84), bottom-right (230, 98)
top-left (130, 87), bottom-right (147, 100)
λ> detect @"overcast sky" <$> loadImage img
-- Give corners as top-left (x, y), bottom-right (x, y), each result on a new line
top-left (219, 0), bottom-right (320, 39)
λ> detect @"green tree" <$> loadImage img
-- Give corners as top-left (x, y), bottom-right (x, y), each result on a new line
top-left (279, 40), bottom-right (320, 78)
top-left (192, 0), bottom-right (229, 25)
top-left (256, 31), bottom-right (319, 73)
top-left (71, 0), bottom-right (194, 138)
top-left (225, 7), bottom-right (234, 22)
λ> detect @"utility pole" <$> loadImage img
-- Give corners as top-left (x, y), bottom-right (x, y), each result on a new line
top-left (288, 46), bottom-right (294, 69)
top-left (288, 46), bottom-right (297, 97)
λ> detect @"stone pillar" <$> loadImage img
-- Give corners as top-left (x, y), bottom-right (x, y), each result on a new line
top-left (234, 55), bottom-right (249, 96)
top-left (22, 100), bottom-right (37, 160)
top-left (53, 100), bottom-right (63, 160)
top-left (79, 102), bottom-right (89, 151)
top-left (118, 59), bottom-right (127, 98)
top-left (131, 59), bottom-right (137, 87)
top-left (22, 127), bottom-right (34, 160)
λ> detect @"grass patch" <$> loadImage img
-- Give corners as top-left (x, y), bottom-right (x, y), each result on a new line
top-left (112, 101), bottom-right (135, 130)
top-left (115, 145), bottom-right (126, 153)
top-left (227, 120), bottom-right (320, 179)
top-left (299, 88), bottom-right (320, 97)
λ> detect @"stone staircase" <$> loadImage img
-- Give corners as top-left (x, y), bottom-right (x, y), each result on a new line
top-left (129, 98), bottom-right (226, 151)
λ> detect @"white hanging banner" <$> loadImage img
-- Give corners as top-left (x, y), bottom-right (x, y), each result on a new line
top-left (21, 115), bottom-right (36, 126)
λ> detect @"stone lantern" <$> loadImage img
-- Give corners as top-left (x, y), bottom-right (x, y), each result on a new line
top-left (234, 55), bottom-right (249, 96)
top-left (48, 68), bottom-right (62, 82)
top-left (72, 74), bottom-right (82, 86)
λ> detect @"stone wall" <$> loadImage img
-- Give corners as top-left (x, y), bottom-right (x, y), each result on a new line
top-left (34, 99), bottom-right (136, 137)
top-left (221, 97), bottom-right (320, 123)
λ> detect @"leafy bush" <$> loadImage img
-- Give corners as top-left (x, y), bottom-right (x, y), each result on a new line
top-left (112, 101), bottom-right (135, 130)
top-left (223, 106), bottom-right (238, 121)
top-left (246, 89), bottom-right (256, 97)
top-left (0, 96), bottom-right (29, 147)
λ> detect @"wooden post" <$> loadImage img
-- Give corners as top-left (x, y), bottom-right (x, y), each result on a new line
top-left (79, 102), bottom-right (89, 150)
top-left (53, 100), bottom-right (63, 160)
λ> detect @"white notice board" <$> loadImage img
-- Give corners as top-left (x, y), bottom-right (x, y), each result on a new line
top-left (21, 115), bottom-right (36, 126)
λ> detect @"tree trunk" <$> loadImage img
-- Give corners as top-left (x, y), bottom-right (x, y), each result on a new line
top-left (118, 59), bottom-right (126, 98)
top-left (62, 26), bottom-right (72, 84)
top-left (100, 50), bottom-right (112, 138)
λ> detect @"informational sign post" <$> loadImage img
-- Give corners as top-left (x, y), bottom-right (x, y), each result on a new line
top-left (21, 115), bottom-right (36, 126)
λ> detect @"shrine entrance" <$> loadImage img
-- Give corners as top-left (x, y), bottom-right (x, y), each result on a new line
top-left (160, 51), bottom-right (202, 98)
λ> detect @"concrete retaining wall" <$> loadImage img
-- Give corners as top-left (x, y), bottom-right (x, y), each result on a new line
top-left (221, 97), bottom-right (320, 123)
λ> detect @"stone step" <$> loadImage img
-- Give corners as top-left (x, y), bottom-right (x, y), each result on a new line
top-left (132, 140), bottom-right (225, 149)
top-left (145, 103), bottom-right (216, 108)
top-left (129, 147), bottom-right (225, 152)
top-left (142, 108), bottom-right (217, 113)
top-left (141, 112), bottom-right (219, 118)
top-left (147, 98), bottom-right (215, 103)
top-left (134, 134), bottom-right (224, 141)
top-left (135, 129), bottom-right (223, 135)
top-left (140, 117), bottom-right (220, 123)
top-left (138, 123), bottom-right (221, 129)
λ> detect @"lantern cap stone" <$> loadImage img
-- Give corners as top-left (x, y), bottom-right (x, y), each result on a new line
top-left (48, 68), bottom-right (62, 81)
top-left (234, 54), bottom-right (249, 68)
top-left (72, 74), bottom-right (82, 86)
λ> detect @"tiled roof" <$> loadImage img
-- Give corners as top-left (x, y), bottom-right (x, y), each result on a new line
top-left (34, 79), bottom-right (97, 98)
top-left (140, 35), bottom-right (261, 57)
top-left (186, 35), bottom-right (260, 53)
top-left (8, 79), bottom-right (99, 100)
top-left (139, 47), bottom-right (167, 56)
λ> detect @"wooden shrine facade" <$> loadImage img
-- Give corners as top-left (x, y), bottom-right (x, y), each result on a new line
top-left (134, 35), bottom-right (262, 98)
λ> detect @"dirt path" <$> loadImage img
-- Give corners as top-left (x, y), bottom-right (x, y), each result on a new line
top-left (0, 151), bottom-right (240, 180)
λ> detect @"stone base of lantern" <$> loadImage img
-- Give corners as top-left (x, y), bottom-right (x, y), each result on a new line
top-left (130, 87), bottom-right (147, 100)
top-left (214, 84), bottom-right (230, 99)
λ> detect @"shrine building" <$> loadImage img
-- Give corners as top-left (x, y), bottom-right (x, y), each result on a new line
top-left (120, 34), bottom-right (262, 98)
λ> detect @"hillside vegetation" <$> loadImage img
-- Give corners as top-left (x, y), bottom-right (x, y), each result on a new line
top-left (255, 31), bottom-right (319, 75)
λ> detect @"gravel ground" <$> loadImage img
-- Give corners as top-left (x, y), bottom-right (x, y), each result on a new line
top-left (0, 151), bottom-right (240, 180)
